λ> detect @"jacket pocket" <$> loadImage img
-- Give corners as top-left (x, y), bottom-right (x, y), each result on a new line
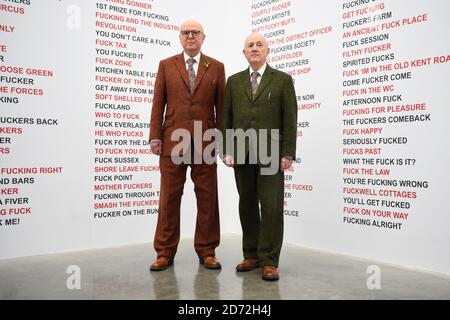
top-left (207, 120), bottom-right (216, 128)
top-left (165, 108), bottom-right (174, 116)
top-left (163, 118), bottom-right (174, 128)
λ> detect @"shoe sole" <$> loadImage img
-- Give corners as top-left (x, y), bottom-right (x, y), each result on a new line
top-left (262, 275), bottom-right (279, 281)
top-left (204, 264), bottom-right (222, 270)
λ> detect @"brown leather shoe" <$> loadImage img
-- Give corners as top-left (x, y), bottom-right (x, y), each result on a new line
top-left (236, 259), bottom-right (260, 272)
top-left (262, 266), bottom-right (279, 281)
top-left (149, 257), bottom-right (173, 271)
top-left (199, 256), bottom-right (222, 270)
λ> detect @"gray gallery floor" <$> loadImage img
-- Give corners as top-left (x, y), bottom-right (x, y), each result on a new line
top-left (1, 234), bottom-right (449, 300)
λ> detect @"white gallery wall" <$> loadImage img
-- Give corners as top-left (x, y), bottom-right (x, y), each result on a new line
top-left (1, 0), bottom-right (449, 276)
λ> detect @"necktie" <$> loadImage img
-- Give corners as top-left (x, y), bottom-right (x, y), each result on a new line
top-left (187, 58), bottom-right (196, 94)
top-left (251, 71), bottom-right (259, 97)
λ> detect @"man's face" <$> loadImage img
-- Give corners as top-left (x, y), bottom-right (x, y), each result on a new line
top-left (243, 34), bottom-right (269, 67)
top-left (179, 21), bottom-right (205, 55)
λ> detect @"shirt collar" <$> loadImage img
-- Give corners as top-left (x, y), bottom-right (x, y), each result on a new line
top-left (249, 63), bottom-right (267, 77)
top-left (184, 51), bottom-right (201, 64)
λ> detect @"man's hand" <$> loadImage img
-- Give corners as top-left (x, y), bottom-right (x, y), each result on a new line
top-left (223, 155), bottom-right (235, 167)
top-left (280, 157), bottom-right (293, 171)
top-left (150, 140), bottom-right (162, 155)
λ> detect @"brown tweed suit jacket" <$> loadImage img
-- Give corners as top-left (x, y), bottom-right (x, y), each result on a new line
top-left (149, 52), bottom-right (226, 156)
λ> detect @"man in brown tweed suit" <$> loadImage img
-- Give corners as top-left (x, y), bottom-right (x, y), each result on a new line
top-left (148, 20), bottom-right (225, 271)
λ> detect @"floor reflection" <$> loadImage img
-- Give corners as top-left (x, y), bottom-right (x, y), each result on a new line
top-left (238, 269), bottom-right (281, 300)
top-left (194, 265), bottom-right (221, 299)
top-left (150, 266), bottom-right (180, 300)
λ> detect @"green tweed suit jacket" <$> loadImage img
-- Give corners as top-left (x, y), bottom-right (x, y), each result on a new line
top-left (220, 65), bottom-right (297, 166)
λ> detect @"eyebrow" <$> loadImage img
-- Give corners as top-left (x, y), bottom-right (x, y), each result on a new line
top-left (247, 41), bottom-right (264, 46)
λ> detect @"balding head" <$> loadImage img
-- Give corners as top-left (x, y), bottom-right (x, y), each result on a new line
top-left (179, 19), bottom-right (205, 57)
top-left (243, 33), bottom-right (269, 70)
top-left (180, 19), bottom-right (204, 33)
top-left (243, 33), bottom-right (268, 49)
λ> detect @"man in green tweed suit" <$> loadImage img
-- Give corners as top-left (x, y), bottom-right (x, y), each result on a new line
top-left (220, 33), bottom-right (297, 281)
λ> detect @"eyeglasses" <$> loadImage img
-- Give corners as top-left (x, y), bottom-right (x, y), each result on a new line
top-left (180, 30), bottom-right (202, 38)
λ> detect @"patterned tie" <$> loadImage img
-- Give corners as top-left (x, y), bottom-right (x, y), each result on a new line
top-left (187, 58), bottom-right (196, 94)
top-left (251, 71), bottom-right (259, 97)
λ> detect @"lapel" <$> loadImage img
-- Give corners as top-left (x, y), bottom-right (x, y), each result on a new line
top-left (174, 52), bottom-right (209, 94)
top-left (194, 54), bottom-right (208, 93)
top-left (243, 65), bottom-right (275, 101)
top-left (253, 65), bottom-right (274, 101)
top-left (174, 53), bottom-right (189, 89)
top-left (242, 69), bottom-right (252, 101)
